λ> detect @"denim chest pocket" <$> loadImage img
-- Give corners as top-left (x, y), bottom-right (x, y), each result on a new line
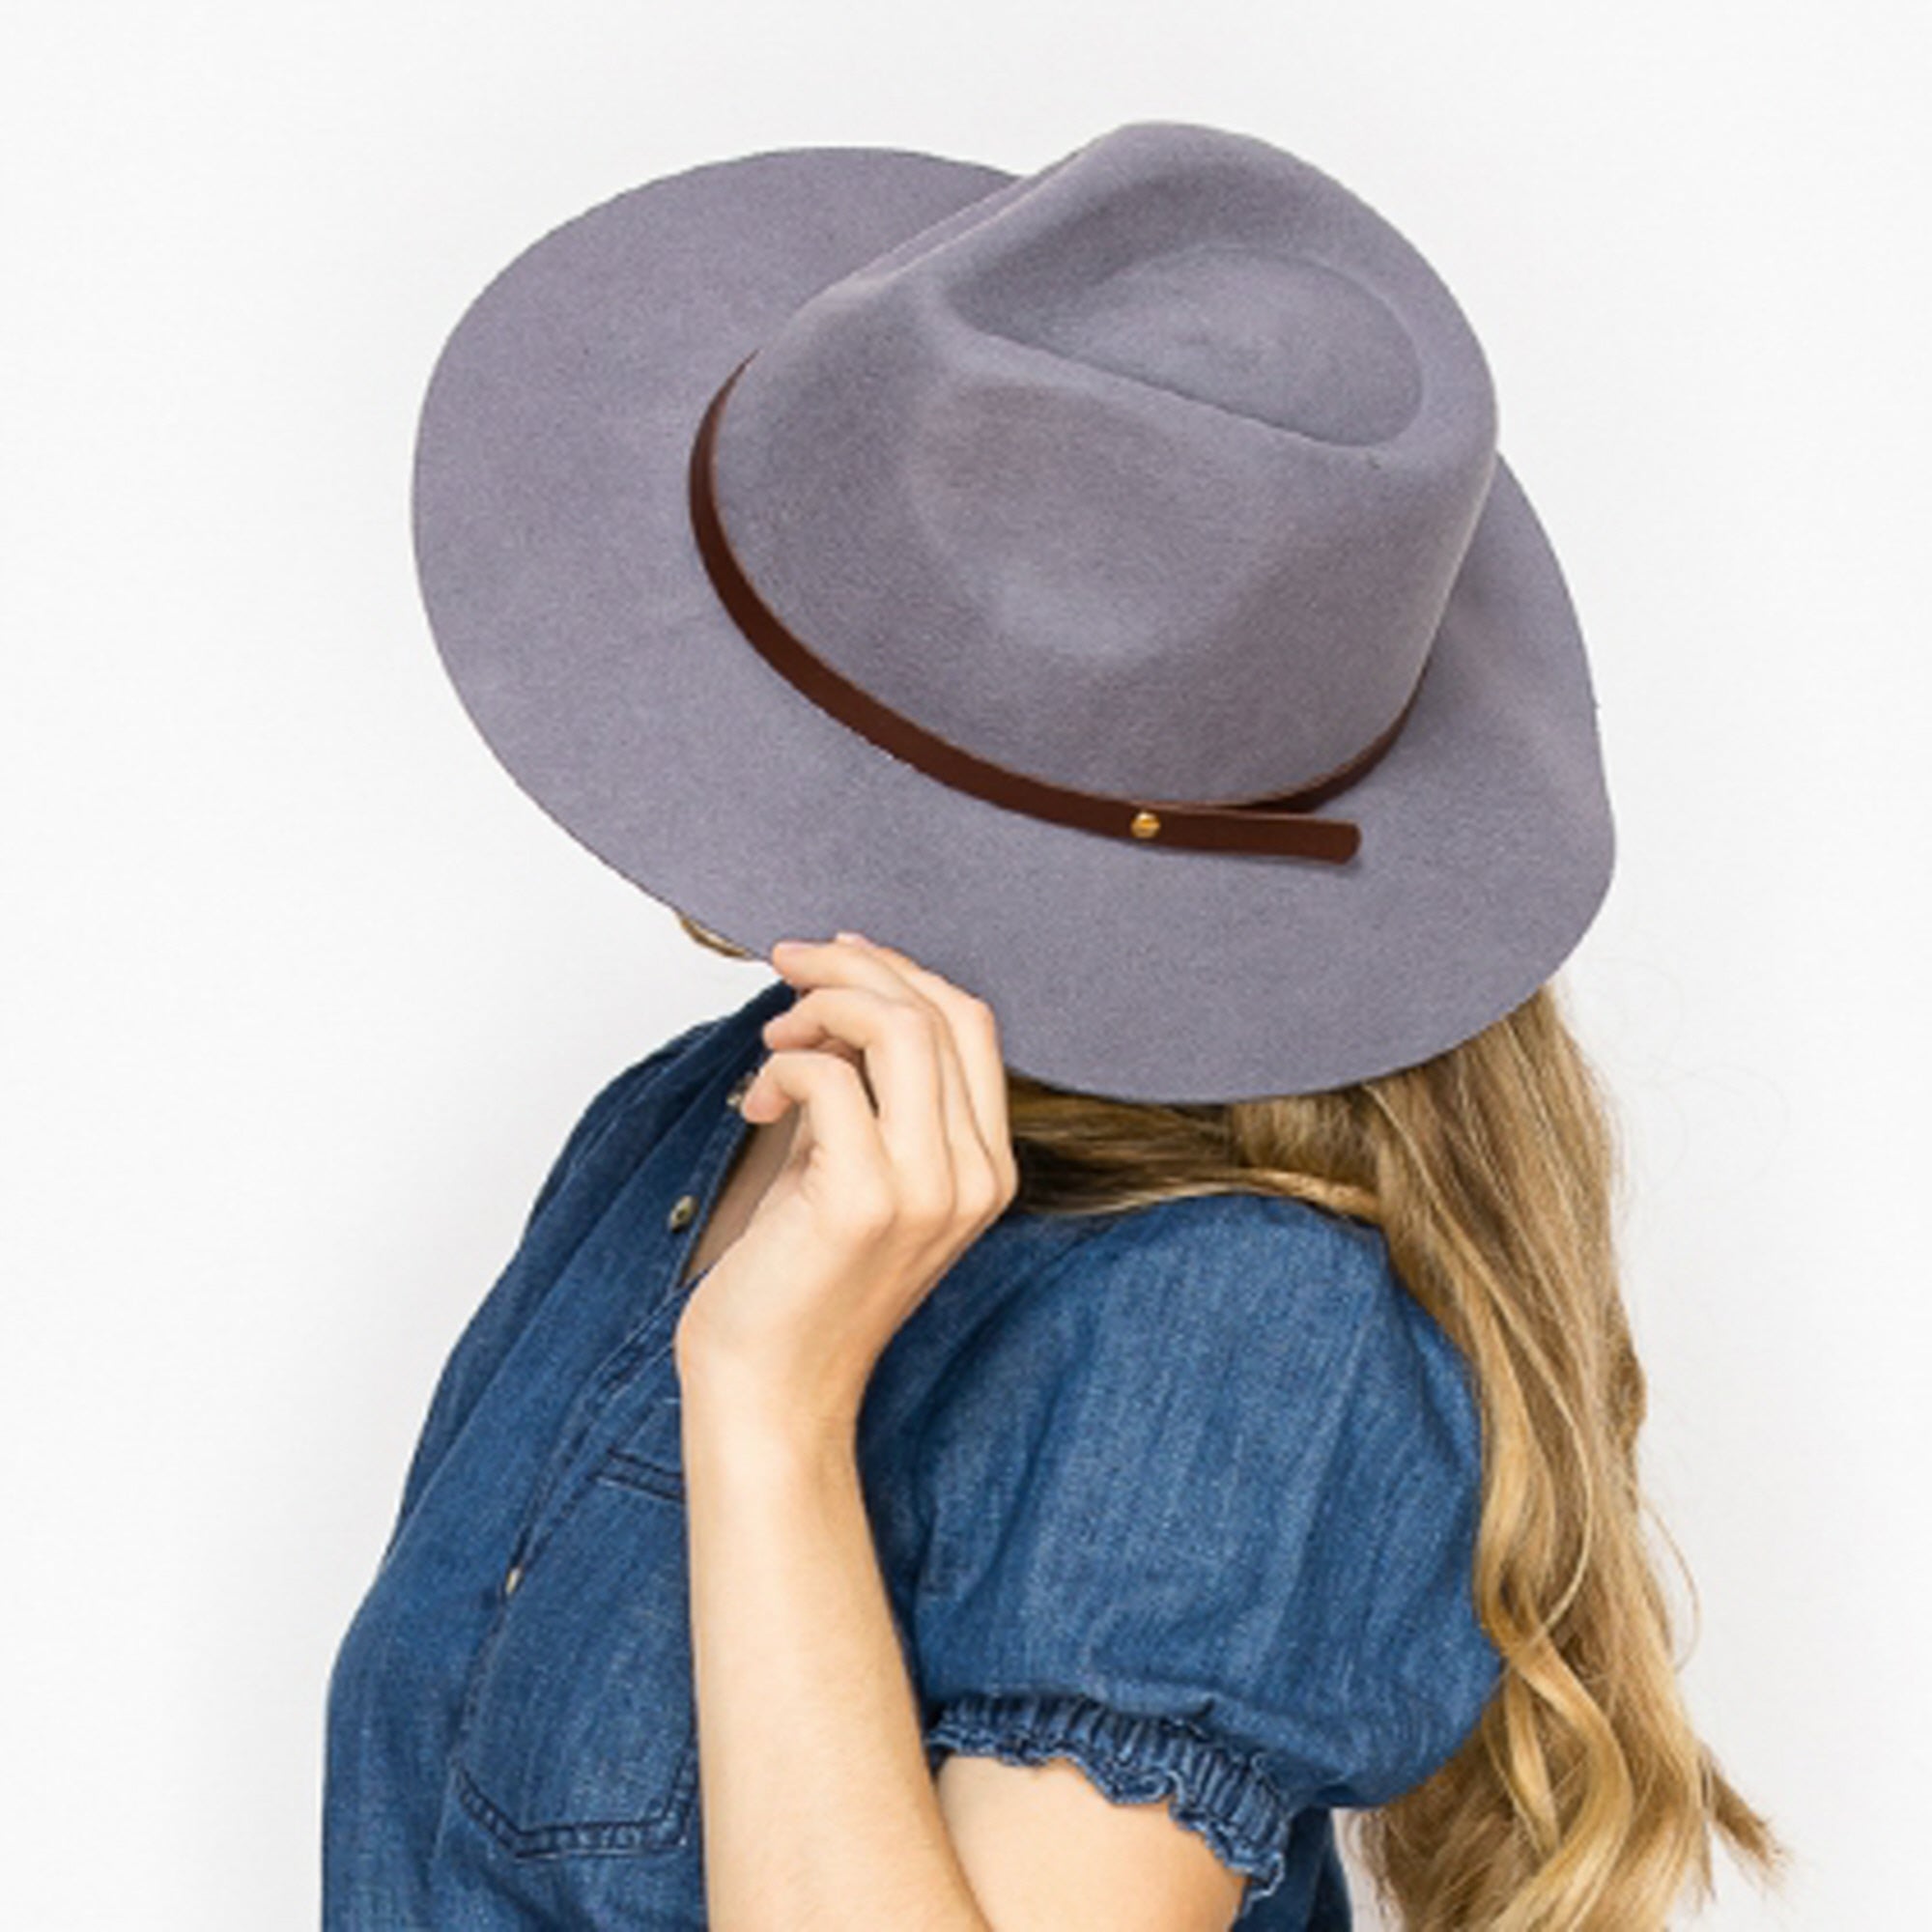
top-left (597, 1384), bottom-right (686, 1501)
top-left (455, 1387), bottom-right (695, 1855)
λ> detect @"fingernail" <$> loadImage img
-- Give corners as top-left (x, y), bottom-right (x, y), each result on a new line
top-left (835, 928), bottom-right (869, 944)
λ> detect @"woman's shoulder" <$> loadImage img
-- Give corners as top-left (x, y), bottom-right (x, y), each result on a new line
top-left (1057, 1186), bottom-right (1400, 1314)
top-left (1014, 1189), bottom-right (1477, 1435)
top-left (924, 1184), bottom-right (1484, 1515)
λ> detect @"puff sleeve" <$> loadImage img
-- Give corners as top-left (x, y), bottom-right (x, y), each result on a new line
top-left (909, 1192), bottom-right (1501, 1912)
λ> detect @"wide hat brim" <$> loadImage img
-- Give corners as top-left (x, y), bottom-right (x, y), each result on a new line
top-left (412, 139), bottom-right (1615, 1102)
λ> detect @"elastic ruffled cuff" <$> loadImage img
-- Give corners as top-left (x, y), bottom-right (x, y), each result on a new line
top-left (923, 1688), bottom-right (1295, 1912)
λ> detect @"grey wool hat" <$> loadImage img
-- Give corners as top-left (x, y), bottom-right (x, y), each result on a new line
top-left (412, 118), bottom-right (1615, 1103)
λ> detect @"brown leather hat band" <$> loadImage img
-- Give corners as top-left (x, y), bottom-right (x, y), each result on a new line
top-left (689, 354), bottom-right (1415, 864)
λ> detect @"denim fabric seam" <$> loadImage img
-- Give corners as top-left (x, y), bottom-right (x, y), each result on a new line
top-left (923, 1687), bottom-right (1298, 1916)
top-left (595, 1441), bottom-right (684, 1502)
top-left (503, 1312), bottom-right (683, 1577)
top-left (452, 1749), bottom-right (699, 1860)
top-left (497, 1036), bottom-right (759, 1569)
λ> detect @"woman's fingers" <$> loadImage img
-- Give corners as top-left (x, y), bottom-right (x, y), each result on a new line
top-left (757, 979), bottom-right (958, 1226)
top-left (740, 1046), bottom-right (891, 1218)
top-left (829, 934), bottom-right (1018, 1202)
top-left (766, 939), bottom-right (1010, 1229)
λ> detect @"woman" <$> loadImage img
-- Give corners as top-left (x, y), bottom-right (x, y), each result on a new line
top-left (327, 121), bottom-right (1783, 1927)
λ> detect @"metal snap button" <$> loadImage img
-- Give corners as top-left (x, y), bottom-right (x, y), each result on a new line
top-left (667, 1193), bottom-right (698, 1230)
top-left (724, 1072), bottom-right (753, 1110)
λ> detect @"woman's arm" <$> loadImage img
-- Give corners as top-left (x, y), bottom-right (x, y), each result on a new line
top-left (678, 1361), bottom-right (1248, 1932)
top-left (679, 1363), bottom-right (987, 1929)
top-left (672, 933), bottom-right (1247, 1931)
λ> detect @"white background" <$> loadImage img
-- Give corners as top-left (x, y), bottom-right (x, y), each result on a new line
top-left (4, 4), bottom-right (1924, 1926)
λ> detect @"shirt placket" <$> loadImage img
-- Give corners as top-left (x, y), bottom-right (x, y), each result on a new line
top-left (494, 1056), bottom-right (758, 1600)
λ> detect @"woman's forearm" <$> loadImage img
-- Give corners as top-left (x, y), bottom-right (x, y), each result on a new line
top-left (678, 1364), bottom-right (993, 1932)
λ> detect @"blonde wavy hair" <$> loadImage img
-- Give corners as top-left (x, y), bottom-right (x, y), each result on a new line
top-left (676, 909), bottom-right (1787, 1928)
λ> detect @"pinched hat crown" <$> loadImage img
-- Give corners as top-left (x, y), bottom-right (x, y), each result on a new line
top-left (702, 122), bottom-right (1499, 810)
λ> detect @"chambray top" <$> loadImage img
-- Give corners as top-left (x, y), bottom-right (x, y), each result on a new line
top-left (324, 977), bottom-right (1501, 1929)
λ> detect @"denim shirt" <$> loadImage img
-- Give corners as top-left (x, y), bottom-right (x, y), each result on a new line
top-left (324, 977), bottom-right (1501, 1929)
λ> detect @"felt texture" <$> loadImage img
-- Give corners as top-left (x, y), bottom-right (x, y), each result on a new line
top-left (412, 120), bottom-right (1614, 1100)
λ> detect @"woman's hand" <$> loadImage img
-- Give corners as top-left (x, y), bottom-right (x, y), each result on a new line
top-left (671, 931), bottom-right (1020, 1444)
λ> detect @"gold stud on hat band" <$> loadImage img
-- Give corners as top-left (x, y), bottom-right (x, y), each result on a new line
top-left (688, 353), bottom-right (1427, 865)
